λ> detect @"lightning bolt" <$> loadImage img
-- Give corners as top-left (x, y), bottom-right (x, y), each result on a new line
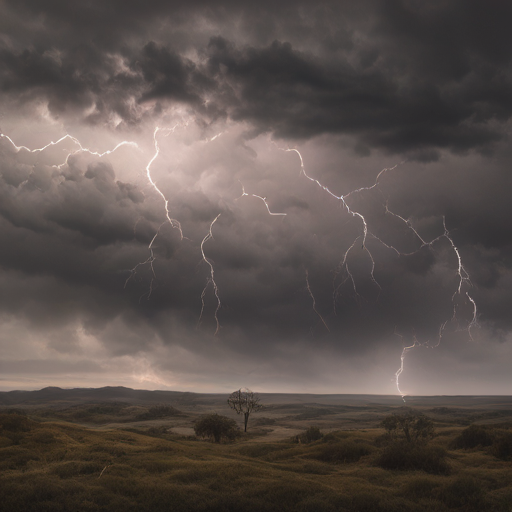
top-left (124, 230), bottom-right (160, 301)
top-left (385, 215), bottom-right (477, 397)
top-left (124, 126), bottom-right (186, 299)
top-left (2, 126), bottom-right (230, 333)
top-left (305, 269), bottom-right (330, 332)
top-left (237, 182), bottom-right (287, 216)
top-left (394, 330), bottom-right (421, 401)
top-left (198, 214), bottom-right (222, 336)
top-left (0, 130), bottom-right (172, 301)
top-left (442, 218), bottom-right (477, 338)
top-left (285, 148), bottom-right (387, 302)
top-left (282, 146), bottom-right (478, 398)
top-left (143, 127), bottom-right (184, 239)
top-left (1, 127), bottom-right (479, 392)
top-left (0, 129), bottom-right (180, 303)
top-left (0, 132), bottom-right (138, 168)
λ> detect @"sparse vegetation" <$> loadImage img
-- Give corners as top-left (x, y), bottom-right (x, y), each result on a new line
top-left (450, 424), bottom-right (495, 449)
top-left (377, 410), bottom-right (451, 474)
top-left (2, 393), bottom-right (512, 511)
top-left (438, 475), bottom-right (485, 510)
top-left (135, 405), bottom-right (182, 421)
top-left (227, 388), bottom-right (263, 432)
top-left (194, 413), bottom-right (240, 443)
top-left (376, 440), bottom-right (451, 474)
top-left (312, 439), bottom-right (373, 463)
top-left (0, 411), bottom-right (32, 432)
top-left (381, 410), bottom-right (435, 443)
top-left (491, 431), bottom-right (512, 460)
top-left (294, 426), bottom-right (324, 443)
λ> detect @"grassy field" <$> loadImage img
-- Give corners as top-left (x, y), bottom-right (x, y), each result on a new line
top-left (0, 414), bottom-right (512, 512)
top-left (1, 400), bottom-right (512, 511)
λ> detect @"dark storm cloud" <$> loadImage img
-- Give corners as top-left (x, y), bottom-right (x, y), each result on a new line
top-left (1, 0), bottom-right (512, 393)
top-left (1, 0), bottom-right (512, 155)
top-left (0, 43), bottom-right (204, 126)
top-left (0, 138), bottom-right (189, 339)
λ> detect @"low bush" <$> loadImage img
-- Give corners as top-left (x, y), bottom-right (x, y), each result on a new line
top-left (0, 413), bottom-right (33, 433)
top-left (450, 424), bottom-right (495, 449)
top-left (194, 413), bottom-right (240, 443)
top-left (376, 440), bottom-right (450, 475)
top-left (0, 413), bottom-right (35, 445)
top-left (312, 440), bottom-right (373, 464)
top-left (144, 426), bottom-right (170, 437)
top-left (320, 432), bottom-right (338, 443)
top-left (491, 431), bottom-right (512, 460)
top-left (0, 447), bottom-right (40, 470)
top-left (136, 405), bottom-right (182, 421)
top-left (294, 426), bottom-right (323, 444)
top-left (381, 410), bottom-right (435, 443)
top-left (438, 475), bottom-right (485, 510)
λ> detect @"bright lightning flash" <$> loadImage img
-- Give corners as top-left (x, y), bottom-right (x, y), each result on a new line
top-left (1, 127), bottom-right (479, 395)
top-left (283, 147), bottom-right (478, 398)
top-left (198, 214), bottom-right (222, 336)
top-left (0, 132), bottom-right (138, 169)
top-left (394, 330), bottom-right (420, 401)
top-left (237, 182), bottom-right (287, 216)
top-left (124, 126), bottom-right (185, 300)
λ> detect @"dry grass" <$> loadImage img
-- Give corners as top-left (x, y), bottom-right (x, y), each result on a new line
top-left (1, 409), bottom-right (512, 511)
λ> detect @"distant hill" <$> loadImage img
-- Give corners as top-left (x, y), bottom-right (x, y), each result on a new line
top-left (1, 386), bottom-right (511, 410)
top-left (0, 386), bottom-right (207, 408)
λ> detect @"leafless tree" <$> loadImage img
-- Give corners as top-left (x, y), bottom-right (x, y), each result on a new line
top-left (227, 388), bottom-right (263, 432)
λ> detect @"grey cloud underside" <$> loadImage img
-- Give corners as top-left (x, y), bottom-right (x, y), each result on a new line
top-left (2, 0), bottom-right (512, 155)
top-left (1, 130), bottom-right (510, 359)
top-left (1, 0), bottom-right (512, 393)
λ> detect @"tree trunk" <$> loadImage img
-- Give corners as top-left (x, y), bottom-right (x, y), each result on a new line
top-left (244, 412), bottom-right (249, 432)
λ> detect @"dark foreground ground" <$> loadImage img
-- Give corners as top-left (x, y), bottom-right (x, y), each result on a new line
top-left (1, 387), bottom-right (512, 511)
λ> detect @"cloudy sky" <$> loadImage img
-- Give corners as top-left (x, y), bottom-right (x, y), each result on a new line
top-left (1, 0), bottom-right (511, 395)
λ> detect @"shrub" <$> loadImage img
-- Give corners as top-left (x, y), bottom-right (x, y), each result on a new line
top-left (439, 476), bottom-right (484, 509)
top-left (0, 413), bottom-right (33, 445)
top-left (194, 413), bottom-right (240, 443)
top-left (145, 426), bottom-right (170, 437)
top-left (381, 410), bottom-right (435, 444)
top-left (294, 426), bottom-right (324, 444)
top-left (313, 440), bottom-right (372, 464)
top-left (376, 440), bottom-right (450, 475)
top-left (450, 424), bottom-right (495, 449)
top-left (136, 405), bottom-right (182, 421)
top-left (320, 432), bottom-right (338, 443)
top-left (0, 413), bottom-right (32, 432)
top-left (491, 431), bottom-right (512, 460)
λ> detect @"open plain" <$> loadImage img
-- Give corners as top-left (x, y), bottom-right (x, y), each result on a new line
top-left (1, 387), bottom-right (512, 511)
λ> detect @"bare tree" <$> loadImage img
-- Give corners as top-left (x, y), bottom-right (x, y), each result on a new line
top-left (227, 388), bottom-right (263, 432)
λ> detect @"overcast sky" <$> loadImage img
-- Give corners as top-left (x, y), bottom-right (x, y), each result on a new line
top-left (1, 0), bottom-right (511, 395)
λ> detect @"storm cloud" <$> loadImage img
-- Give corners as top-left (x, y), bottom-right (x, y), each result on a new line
top-left (1, 0), bottom-right (512, 395)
